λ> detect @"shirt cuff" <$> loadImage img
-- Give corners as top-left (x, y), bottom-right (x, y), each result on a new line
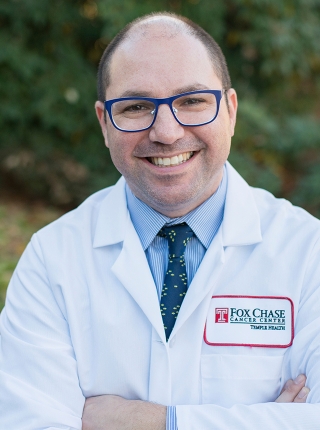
top-left (166, 405), bottom-right (178, 430)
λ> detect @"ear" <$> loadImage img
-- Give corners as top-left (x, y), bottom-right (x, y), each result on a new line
top-left (95, 101), bottom-right (109, 147)
top-left (226, 89), bottom-right (238, 137)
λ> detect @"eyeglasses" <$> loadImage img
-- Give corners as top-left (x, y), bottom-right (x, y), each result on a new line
top-left (104, 90), bottom-right (223, 132)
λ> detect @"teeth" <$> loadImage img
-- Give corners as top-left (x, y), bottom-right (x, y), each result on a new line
top-left (151, 152), bottom-right (194, 167)
top-left (171, 156), bottom-right (179, 165)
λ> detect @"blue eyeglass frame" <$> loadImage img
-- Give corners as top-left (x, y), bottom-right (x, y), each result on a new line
top-left (104, 89), bottom-right (224, 132)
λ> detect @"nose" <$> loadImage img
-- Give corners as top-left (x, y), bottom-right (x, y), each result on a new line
top-left (148, 104), bottom-right (185, 144)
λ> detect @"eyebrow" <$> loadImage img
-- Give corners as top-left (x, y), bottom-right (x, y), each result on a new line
top-left (117, 84), bottom-right (212, 99)
top-left (118, 90), bottom-right (152, 98)
top-left (174, 84), bottom-right (211, 94)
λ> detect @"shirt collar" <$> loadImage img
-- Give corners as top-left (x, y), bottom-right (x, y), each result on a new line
top-left (126, 165), bottom-right (227, 250)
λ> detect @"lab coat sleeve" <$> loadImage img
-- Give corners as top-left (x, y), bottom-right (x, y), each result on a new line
top-left (176, 242), bottom-right (320, 430)
top-left (0, 234), bottom-right (84, 430)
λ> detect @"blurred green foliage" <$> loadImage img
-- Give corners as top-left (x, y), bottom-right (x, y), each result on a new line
top-left (1, 0), bottom-right (320, 215)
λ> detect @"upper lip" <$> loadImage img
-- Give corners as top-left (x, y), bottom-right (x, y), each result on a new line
top-left (141, 151), bottom-right (197, 158)
top-left (133, 139), bottom-right (205, 158)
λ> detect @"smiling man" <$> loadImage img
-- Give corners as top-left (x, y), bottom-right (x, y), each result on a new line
top-left (1, 12), bottom-right (320, 430)
top-left (95, 21), bottom-right (236, 219)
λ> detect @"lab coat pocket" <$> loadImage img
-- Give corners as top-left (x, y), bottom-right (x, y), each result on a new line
top-left (201, 354), bottom-right (284, 407)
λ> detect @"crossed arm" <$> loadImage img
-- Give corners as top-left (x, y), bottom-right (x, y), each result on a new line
top-left (82, 375), bottom-right (309, 430)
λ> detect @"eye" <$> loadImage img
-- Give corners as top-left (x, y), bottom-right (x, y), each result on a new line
top-left (182, 97), bottom-right (206, 105)
top-left (175, 95), bottom-right (210, 112)
top-left (123, 103), bottom-right (148, 112)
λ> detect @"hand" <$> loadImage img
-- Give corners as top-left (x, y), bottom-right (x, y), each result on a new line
top-left (275, 374), bottom-right (310, 403)
top-left (82, 394), bottom-right (166, 430)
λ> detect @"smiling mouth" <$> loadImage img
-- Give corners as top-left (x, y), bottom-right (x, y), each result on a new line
top-left (148, 151), bottom-right (194, 167)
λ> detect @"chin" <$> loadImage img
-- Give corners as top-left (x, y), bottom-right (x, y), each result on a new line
top-left (145, 188), bottom-right (200, 215)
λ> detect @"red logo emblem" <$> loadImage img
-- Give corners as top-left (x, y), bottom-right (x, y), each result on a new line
top-left (215, 308), bottom-right (229, 323)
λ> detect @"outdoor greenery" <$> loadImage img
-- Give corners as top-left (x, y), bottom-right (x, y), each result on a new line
top-left (1, 0), bottom-right (320, 211)
top-left (0, 0), bottom-right (320, 307)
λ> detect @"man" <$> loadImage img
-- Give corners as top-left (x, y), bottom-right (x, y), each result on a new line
top-left (1, 12), bottom-right (320, 430)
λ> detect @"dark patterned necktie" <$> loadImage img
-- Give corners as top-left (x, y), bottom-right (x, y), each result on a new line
top-left (158, 223), bottom-right (194, 340)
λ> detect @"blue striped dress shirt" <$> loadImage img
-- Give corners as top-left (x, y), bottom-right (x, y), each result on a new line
top-left (126, 166), bottom-right (227, 430)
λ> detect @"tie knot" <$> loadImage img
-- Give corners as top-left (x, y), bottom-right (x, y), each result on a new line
top-left (159, 223), bottom-right (193, 258)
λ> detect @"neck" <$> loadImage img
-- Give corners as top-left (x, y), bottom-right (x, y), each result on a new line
top-left (128, 170), bottom-right (224, 218)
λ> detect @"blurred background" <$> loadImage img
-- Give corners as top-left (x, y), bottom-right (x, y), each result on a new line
top-left (1, 0), bottom-right (320, 309)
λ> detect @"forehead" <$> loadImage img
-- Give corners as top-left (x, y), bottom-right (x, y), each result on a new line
top-left (107, 24), bottom-right (221, 99)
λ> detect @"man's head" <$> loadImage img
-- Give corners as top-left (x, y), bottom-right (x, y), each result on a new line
top-left (95, 13), bottom-right (237, 217)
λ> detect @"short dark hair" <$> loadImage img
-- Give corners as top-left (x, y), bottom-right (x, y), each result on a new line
top-left (97, 12), bottom-right (231, 102)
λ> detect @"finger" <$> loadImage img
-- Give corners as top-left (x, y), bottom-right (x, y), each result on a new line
top-left (275, 374), bottom-right (306, 403)
top-left (279, 379), bottom-right (293, 395)
top-left (293, 386), bottom-right (310, 403)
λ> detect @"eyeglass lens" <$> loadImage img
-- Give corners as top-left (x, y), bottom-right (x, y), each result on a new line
top-left (111, 92), bottom-right (218, 131)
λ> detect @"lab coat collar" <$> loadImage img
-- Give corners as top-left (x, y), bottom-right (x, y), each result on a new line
top-left (93, 176), bottom-right (129, 248)
top-left (222, 162), bottom-right (262, 246)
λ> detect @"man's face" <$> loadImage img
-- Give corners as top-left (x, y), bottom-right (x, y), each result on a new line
top-left (95, 25), bottom-right (237, 217)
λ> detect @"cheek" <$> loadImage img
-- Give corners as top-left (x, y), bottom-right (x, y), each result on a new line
top-left (109, 144), bottom-right (127, 172)
top-left (107, 136), bottom-right (137, 176)
top-left (200, 126), bottom-right (228, 152)
top-left (106, 130), bottom-right (125, 161)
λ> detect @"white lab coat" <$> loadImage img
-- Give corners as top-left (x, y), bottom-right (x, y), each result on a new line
top-left (1, 162), bottom-right (320, 429)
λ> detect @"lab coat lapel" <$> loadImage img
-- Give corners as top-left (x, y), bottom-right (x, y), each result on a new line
top-left (222, 162), bottom-right (262, 246)
top-left (112, 226), bottom-right (165, 341)
top-left (93, 177), bottom-right (165, 342)
top-left (171, 162), bottom-right (263, 337)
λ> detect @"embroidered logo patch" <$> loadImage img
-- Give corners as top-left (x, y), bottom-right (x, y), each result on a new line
top-left (215, 308), bottom-right (229, 323)
top-left (204, 295), bottom-right (294, 348)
